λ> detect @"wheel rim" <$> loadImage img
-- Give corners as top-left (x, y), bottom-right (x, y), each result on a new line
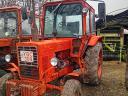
top-left (98, 49), bottom-right (103, 80)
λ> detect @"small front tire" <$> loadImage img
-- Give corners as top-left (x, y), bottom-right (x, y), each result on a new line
top-left (0, 73), bottom-right (13, 96)
top-left (61, 79), bottom-right (82, 96)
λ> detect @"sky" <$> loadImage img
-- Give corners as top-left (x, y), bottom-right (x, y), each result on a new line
top-left (87, 0), bottom-right (128, 15)
top-left (104, 0), bottom-right (128, 15)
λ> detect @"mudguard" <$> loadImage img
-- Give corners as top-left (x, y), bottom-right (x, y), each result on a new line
top-left (6, 63), bottom-right (20, 74)
top-left (88, 35), bottom-right (102, 46)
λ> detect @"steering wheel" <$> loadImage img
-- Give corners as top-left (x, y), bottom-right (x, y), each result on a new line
top-left (58, 22), bottom-right (63, 27)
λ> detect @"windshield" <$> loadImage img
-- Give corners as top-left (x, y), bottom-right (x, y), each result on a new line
top-left (44, 3), bottom-right (83, 37)
top-left (0, 11), bottom-right (17, 38)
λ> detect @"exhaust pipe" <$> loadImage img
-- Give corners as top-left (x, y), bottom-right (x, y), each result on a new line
top-left (31, 0), bottom-right (39, 41)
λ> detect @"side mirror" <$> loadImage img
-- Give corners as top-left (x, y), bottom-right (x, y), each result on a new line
top-left (86, 0), bottom-right (106, 28)
top-left (98, 2), bottom-right (106, 27)
top-left (98, 3), bottom-right (106, 20)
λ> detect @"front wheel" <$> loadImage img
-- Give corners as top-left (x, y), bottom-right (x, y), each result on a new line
top-left (61, 79), bottom-right (82, 96)
top-left (0, 73), bottom-right (13, 96)
top-left (82, 42), bottom-right (103, 86)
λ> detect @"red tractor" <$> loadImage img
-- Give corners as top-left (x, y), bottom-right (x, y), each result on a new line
top-left (1, 0), bottom-right (106, 96)
top-left (0, 4), bottom-right (38, 96)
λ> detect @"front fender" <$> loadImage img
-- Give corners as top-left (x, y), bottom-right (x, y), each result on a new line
top-left (88, 36), bottom-right (102, 46)
top-left (7, 63), bottom-right (19, 74)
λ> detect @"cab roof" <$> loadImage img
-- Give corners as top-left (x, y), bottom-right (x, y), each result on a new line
top-left (44, 0), bottom-right (94, 13)
top-left (0, 6), bottom-right (21, 11)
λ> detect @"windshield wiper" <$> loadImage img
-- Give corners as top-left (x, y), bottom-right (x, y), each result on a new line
top-left (51, 2), bottom-right (62, 14)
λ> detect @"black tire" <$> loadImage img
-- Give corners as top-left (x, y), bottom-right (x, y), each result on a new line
top-left (82, 42), bottom-right (103, 86)
top-left (0, 73), bottom-right (13, 96)
top-left (0, 70), bottom-right (7, 77)
top-left (61, 79), bottom-right (82, 96)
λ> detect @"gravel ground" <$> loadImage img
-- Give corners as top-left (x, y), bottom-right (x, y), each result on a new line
top-left (82, 61), bottom-right (128, 96)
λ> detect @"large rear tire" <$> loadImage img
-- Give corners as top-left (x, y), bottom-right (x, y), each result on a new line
top-left (82, 42), bottom-right (103, 86)
top-left (61, 79), bottom-right (82, 96)
top-left (0, 73), bottom-right (13, 96)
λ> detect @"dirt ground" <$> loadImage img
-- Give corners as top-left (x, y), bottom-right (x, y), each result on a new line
top-left (46, 61), bottom-right (128, 96)
top-left (82, 61), bottom-right (128, 96)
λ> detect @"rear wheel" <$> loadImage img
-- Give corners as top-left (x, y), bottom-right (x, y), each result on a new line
top-left (82, 42), bottom-right (103, 85)
top-left (61, 79), bottom-right (82, 96)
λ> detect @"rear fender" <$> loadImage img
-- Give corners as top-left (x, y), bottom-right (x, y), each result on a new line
top-left (88, 36), bottom-right (102, 46)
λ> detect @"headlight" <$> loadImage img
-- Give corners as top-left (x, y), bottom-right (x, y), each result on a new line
top-left (5, 54), bottom-right (11, 62)
top-left (50, 57), bottom-right (58, 66)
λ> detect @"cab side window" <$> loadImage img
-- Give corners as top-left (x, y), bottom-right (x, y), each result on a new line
top-left (91, 12), bottom-right (96, 34)
top-left (86, 11), bottom-right (90, 35)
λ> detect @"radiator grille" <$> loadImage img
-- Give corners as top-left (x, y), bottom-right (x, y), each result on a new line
top-left (18, 47), bottom-right (38, 66)
top-left (18, 46), bottom-right (39, 79)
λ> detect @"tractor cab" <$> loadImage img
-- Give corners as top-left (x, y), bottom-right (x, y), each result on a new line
top-left (0, 6), bottom-right (33, 68)
top-left (0, 6), bottom-right (33, 38)
top-left (0, 8), bottom-right (17, 38)
top-left (43, 0), bottom-right (106, 38)
top-left (0, 6), bottom-right (33, 46)
top-left (0, 6), bottom-right (21, 46)
top-left (44, 2), bottom-right (83, 37)
top-left (0, 6), bottom-right (22, 71)
top-left (43, 0), bottom-right (93, 38)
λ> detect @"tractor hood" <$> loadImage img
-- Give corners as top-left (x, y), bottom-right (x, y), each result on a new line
top-left (16, 38), bottom-right (73, 80)
top-left (41, 38), bottom-right (72, 52)
top-left (17, 38), bottom-right (73, 55)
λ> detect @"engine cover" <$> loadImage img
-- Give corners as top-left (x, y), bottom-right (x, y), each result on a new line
top-left (17, 38), bottom-right (72, 81)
